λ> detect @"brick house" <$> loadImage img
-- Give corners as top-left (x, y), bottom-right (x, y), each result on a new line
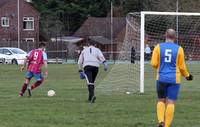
top-left (0, 0), bottom-right (39, 42)
top-left (74, 17), bottom-right (126, 59)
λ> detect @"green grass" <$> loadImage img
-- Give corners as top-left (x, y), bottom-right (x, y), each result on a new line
top-left (0, 64), bottom-right (200, 127)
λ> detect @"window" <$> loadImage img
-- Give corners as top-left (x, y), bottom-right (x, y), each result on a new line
top-left (10, 48), bottom-right (26, 54)
top-left (23, 17), bottom-right (34, 30)
top-left (3, 49), bottom-right (12, 55)
top-left (1, 17), bottom-right (9, 27)
top-left (0, 49), bottom-right (3, 54)
top-left (25, 38), bottom-right (34, 42)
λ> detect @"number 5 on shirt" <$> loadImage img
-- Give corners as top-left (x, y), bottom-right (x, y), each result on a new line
top-left (165, 49), bottom-right (172, 63)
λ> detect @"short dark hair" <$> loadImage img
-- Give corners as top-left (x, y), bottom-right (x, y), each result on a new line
top-left (39, 42), bottom-right (46, 48)
top-left (88, 40), bottom-right (96, 46)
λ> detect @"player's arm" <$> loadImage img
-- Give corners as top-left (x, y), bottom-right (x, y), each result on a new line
top-left (20, 57), bottom-right (28, 71)
top-left (78, 51), bottom-right (84, 71)
top-left (20, 51), bottom-right (31, 71)
top-left (43, 52), bottom-right (48, 78)
top-left (97, 49), bottom-right (108, 71)
top-left (151, 45), bottom-right (160, 69)
top-left (77, 51), bottom-right (85, 79)
top-left (177, 47), bottom-right (193, 80)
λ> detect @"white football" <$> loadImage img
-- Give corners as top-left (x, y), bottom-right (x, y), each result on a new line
top-left (47, 90), bottom-right (55, 97)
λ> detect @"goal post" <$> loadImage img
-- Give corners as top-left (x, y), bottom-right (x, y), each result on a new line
top-left (140, 12), bottom-right (145, 93)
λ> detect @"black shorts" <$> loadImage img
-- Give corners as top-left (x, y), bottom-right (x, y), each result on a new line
top-left (84, 65), bottom-right (99, 84)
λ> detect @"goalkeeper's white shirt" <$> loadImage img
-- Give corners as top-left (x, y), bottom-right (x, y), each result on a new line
top-left (78, 46), bottom-right (106, 68)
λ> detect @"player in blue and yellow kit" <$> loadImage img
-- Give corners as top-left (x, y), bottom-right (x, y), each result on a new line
top-left (151, 29), bottom-right (193, 127)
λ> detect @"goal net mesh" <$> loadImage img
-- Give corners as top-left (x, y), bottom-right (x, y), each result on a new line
top-left (97, 13), bottom-right (141, 93)
top-left (98, 12), bottom-right (200, 93)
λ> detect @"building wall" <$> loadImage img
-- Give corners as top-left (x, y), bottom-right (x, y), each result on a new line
top-left (0, 0), bottom-right (39, 42)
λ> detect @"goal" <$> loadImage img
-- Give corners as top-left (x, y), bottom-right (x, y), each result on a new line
top-left (98, 11), bottom-right (200, 93)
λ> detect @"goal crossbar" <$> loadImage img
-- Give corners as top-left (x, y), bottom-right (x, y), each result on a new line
top-left (142, 11), bottom-right (200, 16)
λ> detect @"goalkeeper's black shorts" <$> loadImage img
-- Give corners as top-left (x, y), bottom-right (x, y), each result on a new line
top-left (84, 65), bottom-right (99, 84)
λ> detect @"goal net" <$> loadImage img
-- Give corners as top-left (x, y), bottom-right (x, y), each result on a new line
top-left (98, 11), bottom-right (200, 93)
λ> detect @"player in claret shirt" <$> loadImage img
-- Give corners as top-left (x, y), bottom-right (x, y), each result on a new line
top-left (19, 42), bottom-right (48, 97)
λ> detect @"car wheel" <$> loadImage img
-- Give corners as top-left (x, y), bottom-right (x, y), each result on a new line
top-left (0, 58), bottom-right (5, 64)
top-left (12, 59), bottom-right (18, 65)
top-left (2, 58), bottom-right (5, 64)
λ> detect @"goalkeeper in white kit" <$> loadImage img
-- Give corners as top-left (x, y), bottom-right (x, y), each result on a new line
top-left (78, 41), bottom-right (108, 103)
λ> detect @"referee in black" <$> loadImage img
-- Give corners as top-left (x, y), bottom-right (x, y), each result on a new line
top-left (78, 41), bottom-right (108, 103)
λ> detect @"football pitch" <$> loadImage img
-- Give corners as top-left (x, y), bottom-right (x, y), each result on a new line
top-left (0, 64), bottom-right (200, 127)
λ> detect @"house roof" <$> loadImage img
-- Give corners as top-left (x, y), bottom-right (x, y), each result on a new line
top-left (51, 36), bottom-right (84, 43)
top-left (89, 36), bottom-right (117, 45)
top-left (23, 0), bottom-right (40, 15)
top-left (74, 17), bottom-right (126, 39)
top-left (90, 36), bottom-right (110, 45)
top-left (0, 0), bottom-right (10, 7)
top-left (0, 0), bottom-right (39, 15)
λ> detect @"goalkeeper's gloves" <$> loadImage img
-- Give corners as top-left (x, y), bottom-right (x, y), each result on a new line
top-left (186, 74), bottom-right (193, 81)
top-left (103, 61), bottom-right (108, 71)
top-left (79, 70), bottom-right (85, 79)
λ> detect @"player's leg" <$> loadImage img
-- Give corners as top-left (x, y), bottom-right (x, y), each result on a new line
top-left (19, 71), bottom-right (32, 96)
top-left (164, 100), bottom-right (175, 127)
top-left (90, 67), bottom-right (99, 103)
top-left (84, 66), bottom-right (94, 102)
top-left (31, 73), bottom-right (44, 90)
top-left (164, 84), bottom-right (180, 127)
top-left (148, 54), bottom-right (151, 61)
top-left (156, 81), bottom-right (167, 127)
top-left (91, 67), bottom-right (99, 83)
top-left (27, 73), bottom-right (44, 96)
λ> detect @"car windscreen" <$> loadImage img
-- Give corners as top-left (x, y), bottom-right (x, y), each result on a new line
top-left (10, 48), bottom-right (26, 54)
top-left (0, 49), bottom-right (3, 54)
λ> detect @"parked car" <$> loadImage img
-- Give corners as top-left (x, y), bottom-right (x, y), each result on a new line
top-left (0, 47), bottom-right (27, 65)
